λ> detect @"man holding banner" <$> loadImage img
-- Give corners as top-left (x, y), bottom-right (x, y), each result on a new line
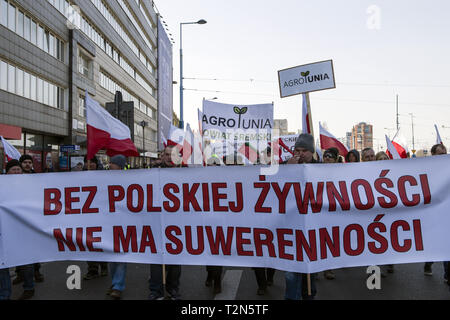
top-left (148, 145), bottom-right (182, 300)
top-left (284, 133), bottom-right (318, 300)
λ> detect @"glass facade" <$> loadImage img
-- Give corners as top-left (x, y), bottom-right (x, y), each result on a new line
top-left (0, 57), bottom-right (66, 110)
top-left (46, 0), bottom-right (156, 97)
top-left (0, 0), bottom-right (65, 61)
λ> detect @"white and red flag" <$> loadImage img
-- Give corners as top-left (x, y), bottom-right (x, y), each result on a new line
top-left (435, 124), bottom-right (443, 145)
top-left (238, 142), bottom-right (259, 164)
top-left (385, 134), bottom-right (401, 159)
top-left (161, 133), bottom-right (168, 148)
top-left (386, 128), bottom-right (409, 159)
top-left (302, 94), bottom-right (312, 134)
top-left (198, 109), bottom-right (203, 135)
top-left (167, 123), bottom-right (185, 151)
top-left (319, 122), bottom-right (348, 157)
top-left (182, 124), bottom-right (194, 166)
top-left (316, 140), bottom-right (323, 162)
top-left (86, 92), bottom-right (139, 159)
top-left (1, 136), bottom-right (21, 161)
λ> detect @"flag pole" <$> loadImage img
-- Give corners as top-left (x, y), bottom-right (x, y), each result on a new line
top-left (303, 93), bottom-right (313, 296)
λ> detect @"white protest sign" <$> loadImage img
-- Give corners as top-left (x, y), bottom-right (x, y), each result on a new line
top-left (1, 156), bottom-right (450, 273)
top-left (202, 100), bottom-right (274, 162)
top-left (277, 135), bottom-right (298, 162)
top-left (278, 60), bottom-right (336, 98)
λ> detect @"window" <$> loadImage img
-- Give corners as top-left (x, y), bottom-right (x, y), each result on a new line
top-left (43, 31), bottom-right (49, 53)
top-left (30, 74), bottom-right (36, 100)
top-left (0, 60), bottom-right (7, 91)
top-left (16, 68), bottom-right (23, 96)
top-left (37, 78), bottom-right (43, 103)
top-left (48, 83), bottom-right (54, 107)
top-left (49, 34), bottom-right (55, 57)
top-left (8, 64), bottom-right (15, 93)
top-left (78, 54), bottom-right (89, 77)
top-left (31, 20), bottom-right (36, 45)
top-left (37, 25), bottom-right (43, 49)
top-left (43, 80), bottom-right (49, 105)
top-left (7, 2), bottom-right (15, 32)
top-left (57, 87), bottom-right (64, 109)
top-left (17, 10), bottom-right (23, 37)
top-left (78, 95), bottom-right (86, 117)
top-left (1, 0), bottom-right (7, 26)
top-left (24, 15), bottom-right (30, 41)
top-left (23, 71), bottom-right (30, 99)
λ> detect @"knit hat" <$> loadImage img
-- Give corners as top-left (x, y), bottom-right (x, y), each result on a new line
top-left (110, 155), bottom-right (126, 169)
top-left (294, 133), bottom-right (315, 153)
top-left (6, 159), bottom-right (21, 173)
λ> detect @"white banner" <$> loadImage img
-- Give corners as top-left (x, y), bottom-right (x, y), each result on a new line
top-left (1, 156), bottom-right (450, 273)
top-left (202, 100), bottom-right (273, 144)
top-left (278, 60), bottom-right (336, 97)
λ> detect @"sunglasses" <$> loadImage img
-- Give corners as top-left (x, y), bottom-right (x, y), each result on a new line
top-left (323, 153), bottom-right (336, 159)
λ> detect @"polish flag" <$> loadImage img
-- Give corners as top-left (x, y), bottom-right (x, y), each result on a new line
top-left (161, 133), bottom-right (168, 148)
top-left (386, 128), bottom-right (408, 159)
top-left (86, 92), bottom-right (139, 159)
top-left (316, 140), bottom-right (323, 162)
top-left (182, 124), bottom-right (194, 166)
top-left (198, 109), bottom-right (203, 135)
top-left (1, 136), bottom-right (21, 161)
top-left (385, 135), bottom-right (401, 159)
top-left (319, 122), bottom-right (348, 157)
top-left (302, 94), bottom-right (312, 134)
top-left (167, 124), bottom-right (185, 149)
top-left (238, 142), bottom-right (259, 164)
top-left (435, 124), bottom-right (443, 145)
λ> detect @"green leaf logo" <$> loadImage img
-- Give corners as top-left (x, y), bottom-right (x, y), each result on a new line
top-left (301, 71), bottom-right (310, 77)
top-left (234, 106), bottom-right (247, 114)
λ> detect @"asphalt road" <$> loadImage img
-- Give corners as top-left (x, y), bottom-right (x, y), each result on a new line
top-left (7, 261), bottom-right (450, 300)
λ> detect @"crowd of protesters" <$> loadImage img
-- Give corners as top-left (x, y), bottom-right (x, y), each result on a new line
top-left (1, 133), bottom-right (449, 300)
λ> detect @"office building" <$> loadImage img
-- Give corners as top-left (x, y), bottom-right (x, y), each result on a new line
top-left (0, 0), bottom-right (168, 171)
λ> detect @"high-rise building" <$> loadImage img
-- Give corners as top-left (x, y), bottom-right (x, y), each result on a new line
top-left (0, 0), bottom-right (169, 171)
top-left (350, 122), bottom-right (373, 151)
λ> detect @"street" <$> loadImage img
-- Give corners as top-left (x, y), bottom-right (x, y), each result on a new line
top-left (7, 261), bottom-right (450, 300)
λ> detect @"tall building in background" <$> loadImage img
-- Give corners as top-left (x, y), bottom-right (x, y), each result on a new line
top-left (0, 0), bottom-right (171, 171)
top-left (350, 122), bottom-right (373, 151)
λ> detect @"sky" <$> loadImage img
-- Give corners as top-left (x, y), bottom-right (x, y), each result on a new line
top-left (154, 0), bottom-right (450, 152)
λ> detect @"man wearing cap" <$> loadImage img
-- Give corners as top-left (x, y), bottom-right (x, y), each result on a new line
top-left (284, 133), bottom-right (318, 300)
top-left (106, 155), bottom-right (128, 300)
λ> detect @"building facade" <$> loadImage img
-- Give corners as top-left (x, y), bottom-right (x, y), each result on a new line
top-left (349, 122), bottom-right (373, 151)
top-left (0, 0), bottom-right (164, 171)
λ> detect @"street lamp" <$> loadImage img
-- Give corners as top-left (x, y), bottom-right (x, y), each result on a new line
top-left (179, 19), bottom-right (207, 129)
top-left (139, 121), bottom-right (149, 156)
